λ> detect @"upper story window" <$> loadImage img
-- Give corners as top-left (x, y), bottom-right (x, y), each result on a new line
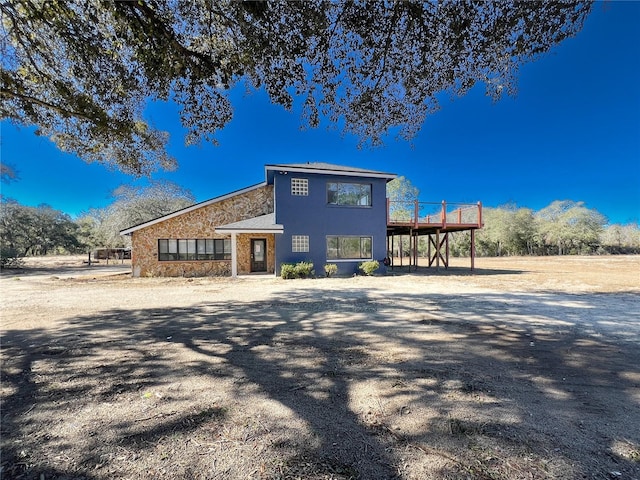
top-left (291, 178), bottom-right (309, 196)
top-left (327, 182), bottom-right (371, 206)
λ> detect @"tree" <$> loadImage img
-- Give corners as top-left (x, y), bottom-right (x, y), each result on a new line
top-left (0, 199), bottom-right (81, 265)
top-left (386, 176), bottom-right (420, 222)
top-left (536, 200), bottom-right (606, 255)
top-left (475, 207), bottom-right (504, 256)
top-left (599, 223), bottom-right (640, 254)
top-left (77, 181), bottom-right (195, 251)
top-left (1, 1), bottom-right (592, 174)
top-left (386, 176), bottom-right (420, 259)
top-left (492, 205), bottom-right (538, 256)
top-left (1, 164), bottom-right (18, 183)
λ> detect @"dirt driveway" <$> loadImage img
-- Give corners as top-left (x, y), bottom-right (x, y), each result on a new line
top-left (1, 255), bottom-right (639, 479)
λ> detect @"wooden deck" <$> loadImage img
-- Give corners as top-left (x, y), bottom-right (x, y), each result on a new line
top-left (387, 200), bottom-right (482, 234)
top-left (386, 200), bottom-right (483, 270)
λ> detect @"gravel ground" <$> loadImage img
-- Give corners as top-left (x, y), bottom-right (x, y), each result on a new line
top-left (1, 255), bottom-right (639, 479)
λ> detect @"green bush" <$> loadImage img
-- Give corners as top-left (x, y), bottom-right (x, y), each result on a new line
top-left (294, 261), bottom-right (314, 278)
top-left (359, 260), bottom-right (379, 276)
top-left (280, 263), bottom-right (296, 279)
top-left (324, 263), bottom-right (338, 277)
top-left (281, 261), bottom-right (315, 279)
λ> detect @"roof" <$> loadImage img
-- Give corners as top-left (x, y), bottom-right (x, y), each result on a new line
top-left (265, 162), bottom-right (396, 181)
top-left (119, 182), bottom-right (267, 235)
top-left (215, 213), bottom-right (283, 234)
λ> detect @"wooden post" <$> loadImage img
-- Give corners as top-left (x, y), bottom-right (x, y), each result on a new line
top-left (435, 230), bottom-right (440, 271)
top-left (441, 201), bottom-right (447, 229)
top-left (471, 229), bottom-right (476, 272)
top-left (445, 233), bottom-right (449, 269)
top-left (391, 234), bottom-right (394, 269)
top-left (387, 234), bottom-right (390, 267)
top-left (477, 201), bottom-right (483, 228)
top-left (414, 201), bottom-right (419, 228)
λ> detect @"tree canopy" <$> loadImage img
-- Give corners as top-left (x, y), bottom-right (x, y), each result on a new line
top-left (76, 181), bottom-right (195, 250)
top-left (386, 175), bottom-right (420, 222)
top-left (0, 199), bottom-right (80, 263)
top-left (1, 1), bottom-right (592, 175)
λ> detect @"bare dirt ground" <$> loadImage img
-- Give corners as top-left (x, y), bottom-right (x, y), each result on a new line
top-left (1, 255), bottom-right (639, 480)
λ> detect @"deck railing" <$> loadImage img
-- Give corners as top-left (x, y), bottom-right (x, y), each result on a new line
top-left (387, 200), bottom-right (483, 229)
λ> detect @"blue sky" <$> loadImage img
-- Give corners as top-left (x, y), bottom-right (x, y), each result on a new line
top-left (1, 1), bottom-right (639, 224)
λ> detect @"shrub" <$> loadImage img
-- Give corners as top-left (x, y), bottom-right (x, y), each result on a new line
top-left (0, 247), bottom-right (24, 269)
top-left (294, 261), bottom-right (314, 278)
top-left (324, 263), bottom-right (338, 277)
top-left (280, 263), bottom-right (297, 279)
top-left (281, 261), bottom-right (315, 279)
top-left (359, 260), bottom-right (379, 276)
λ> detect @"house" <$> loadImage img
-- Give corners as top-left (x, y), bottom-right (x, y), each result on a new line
top-left (120, 163), bottom-right (397, 277)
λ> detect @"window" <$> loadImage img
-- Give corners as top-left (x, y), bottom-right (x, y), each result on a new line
top-left (291, 178), bottom-right (309, 196)
top-left (327, 182), bottom-right (371, 206)
top-left (158, 238), bottom-right (231, 261)
top-left (292, 235), bottom-right (309, 253)
top-left (326, 236), bottom-right (372, 260)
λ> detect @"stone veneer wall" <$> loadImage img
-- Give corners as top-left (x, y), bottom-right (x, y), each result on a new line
top-left (131, 185), bottom-right (274, 277)
top-left (236, 234), bottom-right (276, 274)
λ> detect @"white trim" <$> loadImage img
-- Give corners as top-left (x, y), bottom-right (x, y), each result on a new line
top-left (325, 258), bottom-right (373, 263)
top-left (215, 228), bottom-right (283, 234)
top-left (231, 233), bottom-right (238, 277)
top-left (120, 182), bottom-right (267, 235)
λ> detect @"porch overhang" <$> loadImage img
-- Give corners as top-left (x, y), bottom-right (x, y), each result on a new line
top-left (215, 213), bottom-right (283, 277)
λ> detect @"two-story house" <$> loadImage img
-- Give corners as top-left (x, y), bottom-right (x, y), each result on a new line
top-left (120, 162), bottom-right (396, 277)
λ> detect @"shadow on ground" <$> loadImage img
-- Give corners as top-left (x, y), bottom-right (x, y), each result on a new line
top-left (2, 287), bottom-right (639, 479)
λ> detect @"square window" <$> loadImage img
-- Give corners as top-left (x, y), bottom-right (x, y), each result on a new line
top-left (292, 235), bottom-right (309, 252)
top-left (291, 178), bottom-right (309, 196)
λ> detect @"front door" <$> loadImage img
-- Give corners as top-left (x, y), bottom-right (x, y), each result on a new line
top-left (250, 239), bottom-right (267, 272)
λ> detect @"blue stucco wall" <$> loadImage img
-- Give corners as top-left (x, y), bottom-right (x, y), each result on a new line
top-left (273, 171), bottom-right (389, 276)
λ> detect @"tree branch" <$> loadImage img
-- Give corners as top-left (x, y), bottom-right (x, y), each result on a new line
top-left (0, 85), bottom-right (101, 124)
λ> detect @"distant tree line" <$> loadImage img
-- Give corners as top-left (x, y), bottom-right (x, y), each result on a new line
top-left (0, 199), bottom-right (81, 263)
top-left (0, 182), bottom-right (193, 267)
top-left (447, 201), bottom-right (640, 257)
top-left (1, 186), bottom-right (639, 268)
top-left (387, 178), bottom-right (640, 259)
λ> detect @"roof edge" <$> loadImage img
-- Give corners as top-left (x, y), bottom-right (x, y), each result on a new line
top-left (120, 182), bottom-right (267, 235)
top-left (265, 163), bottom-right (396, 180)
